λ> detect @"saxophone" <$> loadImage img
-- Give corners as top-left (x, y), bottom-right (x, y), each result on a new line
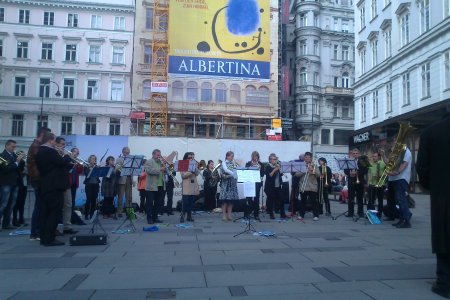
top-left (376, 123), bottom-right (414, 187)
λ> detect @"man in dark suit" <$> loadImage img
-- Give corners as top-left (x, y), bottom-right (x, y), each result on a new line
top-left (36, 132), bottom-right (72, 246)
top-left (417, 102), bottom-right (450, 298)
top-left (0, 140), bottom-right (25, 229)
top-left (344, 148), bottom-right (368, 218)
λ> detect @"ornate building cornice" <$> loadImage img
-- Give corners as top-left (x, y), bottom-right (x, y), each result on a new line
top-left (0, 0), bottom-right (134, 13)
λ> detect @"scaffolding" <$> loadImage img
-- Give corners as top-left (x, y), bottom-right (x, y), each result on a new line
top-left (149, 0), bottom-right (169, 136)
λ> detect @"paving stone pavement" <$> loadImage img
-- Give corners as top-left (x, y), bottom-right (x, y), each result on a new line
top-left (0, 194), bottom-right (443, 300)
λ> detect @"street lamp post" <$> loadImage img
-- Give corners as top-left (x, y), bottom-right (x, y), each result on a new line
top-left (40, 80), bottom-right (61, 128)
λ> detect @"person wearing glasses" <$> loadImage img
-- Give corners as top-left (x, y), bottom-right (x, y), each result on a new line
top-left (264, 153), bottom-right (286, 220)
top-left (180, 152), bottom-right (200, 222)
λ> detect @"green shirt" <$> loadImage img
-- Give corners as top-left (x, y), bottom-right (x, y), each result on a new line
top-left (368, 160), bottom-right (386, 186)
top-left (156, 161), bottom-right (164, 187)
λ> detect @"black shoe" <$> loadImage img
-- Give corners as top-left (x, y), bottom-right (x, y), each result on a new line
top-left (55, 230), bottom-right (64, 236)
top-left (254, 216), bottom-right (261, 222)
top-left (358, 213), bottom-right (365, 218)
top-left (2, 225), bottom-right (16, 230)
top-left (43, 240), bottom-right (65, 247)
top-left (154, 219), bottom-right (163, 223)
top-left (432, 283), bottom-right (450, 299)
top-left (345, 214), bottom-right (354, 218)
top-left (63, 229), bottom-right (78, 235)
top-left (396, 221), bottom-right (411, 228)
top-left (384, 217), bottom-right (395, 221)
top-left (12, 221), bottom-right (19, 227)
top-left (392, 220), bottom-right (403, 226)
top-left (147, 220), bottom-right (154, 225)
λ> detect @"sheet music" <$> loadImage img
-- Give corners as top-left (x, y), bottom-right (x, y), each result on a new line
top-left (236, 169), bottom-right (260, 183)
top-left (280, 161), bottom-right (306, 173)
top-left (121, 167), bottom-right (142, 176)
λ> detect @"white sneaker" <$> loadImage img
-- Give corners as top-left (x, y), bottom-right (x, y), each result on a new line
top-left (313, 217), bottom-right (319, 221)
top-left (297, 216), bottom-right (304, 221)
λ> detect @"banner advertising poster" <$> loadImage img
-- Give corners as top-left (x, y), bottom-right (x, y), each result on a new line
top-left (168, 0), bottom-right (271, 80)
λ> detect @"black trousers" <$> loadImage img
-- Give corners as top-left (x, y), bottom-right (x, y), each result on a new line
top-left (145, 187), bottom-right (164, 222)
top-left (13, 185), bottom-right (27, 224)
top-left (368, 185), bottom-right (384, 215)
top-left (348, 183), bottom-right (364, 216)
top-left (386, 181), bottom-right (397, 218)
top-left (84, 184), bottom-right (99, 218)
top-left (320, 190), bottom-right (331, 214)
top-left (437, 253), bottom-right (450, 290)
top-left (39, 190), bottom-right (64, 245)
top-left (204, 186), bottom-right (217, 211)
top-left (266, 187), bottom-right (285, 217)
top-left (299, 191), bottom-right (319, 218)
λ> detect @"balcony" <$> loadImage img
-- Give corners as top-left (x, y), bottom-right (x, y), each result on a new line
top-left (322, 86), bottom-right (354, 96)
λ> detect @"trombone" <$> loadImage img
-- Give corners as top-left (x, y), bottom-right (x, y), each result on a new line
top-left (60, 148), bottom-right (89, 167)
top-left (299, 160), bottom-right (316, 194)
top-left (15, 151), bottom-right (27, 161)
top-left (160, 155), bottom-right (180, 188)
top-left (0, 156), bottom-right (7, 166)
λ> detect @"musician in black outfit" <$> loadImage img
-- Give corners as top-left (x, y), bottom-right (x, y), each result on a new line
top-left (344, 148), bottom-right (368, 218)
top-left (36, 132), bottom-right (72, 246)
top-left (264, 153), bottom-right (286, 219)
top-left (245, 151), bottom-right (264, 221)
top-left (203, 160), bottom-right (218, 213)
top-left (318, 157), bottom-right (333, 216)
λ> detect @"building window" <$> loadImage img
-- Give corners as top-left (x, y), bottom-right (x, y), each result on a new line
top-left (146, 8), bottom-right (153, 29)
top-left (342, 45), bottom-right (349, 60)
top-left (43, 11), bottom-right (54, 26)
top-left (230, 84), bottom-right (241, 103)
top-left (142, 80), bottom-right (151, 100)
top-left (402, 72), bottom-right (410, 105)
top-left (334, 129), bottom-right (353, 145)
top-left (333, 44), bottom-right (338, 59)
top-left (372, 90), bottom-right (378, 118)
top-left (342, 105), bottom-right (350, 118)
top-left (61, 116), bottom-right (72, 135)
top-left (85, 117), bottom-right (96, 135)
top-left (341, 20), bottom-right (349, 32)
top-left (333, 103), bottom-right (339, 117)
top-left (86, 80), bottom-right (98, 100)
top-left (0, 8), bottom-right (4, 22)
top-left (321, 129), bottom-right (330, 145)
top-left (384, 29), bottom-right (391, 59)
top-left (89, 45), bottom-right (101, 63)
top-left (420, 0), bottom-right (430, 33)
top-left (39, 78), bottom-right (50, 98)
top-left (19, 9), bottom-right (30, 24)
top-left (15, 77), bottom-right (26, 96)
top-left (445, 0), bottom-right (450, 18)
top-left (314, 72), bottom-right (319, 86)
top-left (201, 82), bottom-right (212, 102)
top-left (445, 51), bottom-right (450, 90)
top-left (299, 67), bottom-right (307, 85)
top-left (360, 6), bottom-right (365, 30)
top-left (299, 13), bottom-right (306, 26)
top-left (186, 81), bottom-right (198, 101)
top-left (371, 40), bottom-right (378, 67)
top-left (0, 40), bottom-right (3, 56)
top-left (111, 81), bottom-right (123, 101)
top-left (371, 0), bottom-right (377, 19)
top-left (386, 82), bottom-right (392, 112)
top-left (67, 13), bottom-right (78, 27)
top-left (37, 115), bottom-right (48, 130)
top-left (400, 13), bottom-right (410, 47)
top-left (109, 118), bottom-right (121, 135)
top-left (360, 49), bottom-right (366, 74)
top-left (91, 15), bottom-right (102, 29)
top-left (421, 62), bottom-right (431, 98)
top-left (300, 40), bottom-right (307, 55)
top-left (63, 79), bottom-right (75, 99)
top-left (334, 77), bottom-right (340, 88)
top-left (313, 40), bottom-right (319, 56)
top-left (12, 114), bottom-right (24, 137)
top-left (215, 82), bottom-right (226, 103)
top-left (17, 41), bottom-right (28, 59)
top-left (41, 43), bottom-right (53, 60)
top-left (65, 44), bottom-right (77, 61)
top-left (334, 18), bottom-right (338, 31)
top-left (144, 45), bottom-right (152, 64)
top-left (299, 100), bottom-right (307, 115)
top-left (361, 96), bottom-right (366, 122)
top-left (112, 46), bottom-right (124, 64)
top-left (342, 72), bottom-right (350, 88)
top-left (314, 14), bottom-right (319, 27)
top-left (172, 81), bottom-right (183, 100)
top-left (114, 16), bottom-right (125, 30)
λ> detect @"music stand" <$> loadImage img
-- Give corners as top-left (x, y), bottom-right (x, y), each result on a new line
top-left (114, 155), bottom-right (144, 232)
top-left (332, 157), bottom-right (358, 222)
top-left (233, 168), bottom-right (259, 237)
top-left (282, 161), bottom-right (306, 220)
top-left (87, 166), bottom-right (110, 234)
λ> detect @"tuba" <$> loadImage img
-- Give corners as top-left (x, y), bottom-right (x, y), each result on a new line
top-left (376, 123), bottom-right (414, 187)
top-left (210, 159), bottom-right (223, 186)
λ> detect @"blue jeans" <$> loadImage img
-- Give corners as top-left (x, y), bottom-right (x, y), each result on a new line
top-left (0, 185), bottom-right (18, 228)
top-left (392, 179), bottom-right (411, 220)
top-left (182, 195), bottom-right (195, 213)
top-left (30, 183), bottom-right (41, 237)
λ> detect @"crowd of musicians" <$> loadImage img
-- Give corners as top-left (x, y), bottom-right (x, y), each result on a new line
top-left (0, 126), bottom-right (413, 246)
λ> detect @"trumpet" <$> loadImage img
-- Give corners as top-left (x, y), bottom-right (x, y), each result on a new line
top-left (15, 151), bottom-right (27, 161)
top-left (210, 159), bottom-right (222, 186)
top-left (60, 148), bottom-right (89, 167)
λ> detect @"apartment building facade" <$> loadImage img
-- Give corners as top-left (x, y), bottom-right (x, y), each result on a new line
top-left (0, 0), bottom-right (134, 146)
